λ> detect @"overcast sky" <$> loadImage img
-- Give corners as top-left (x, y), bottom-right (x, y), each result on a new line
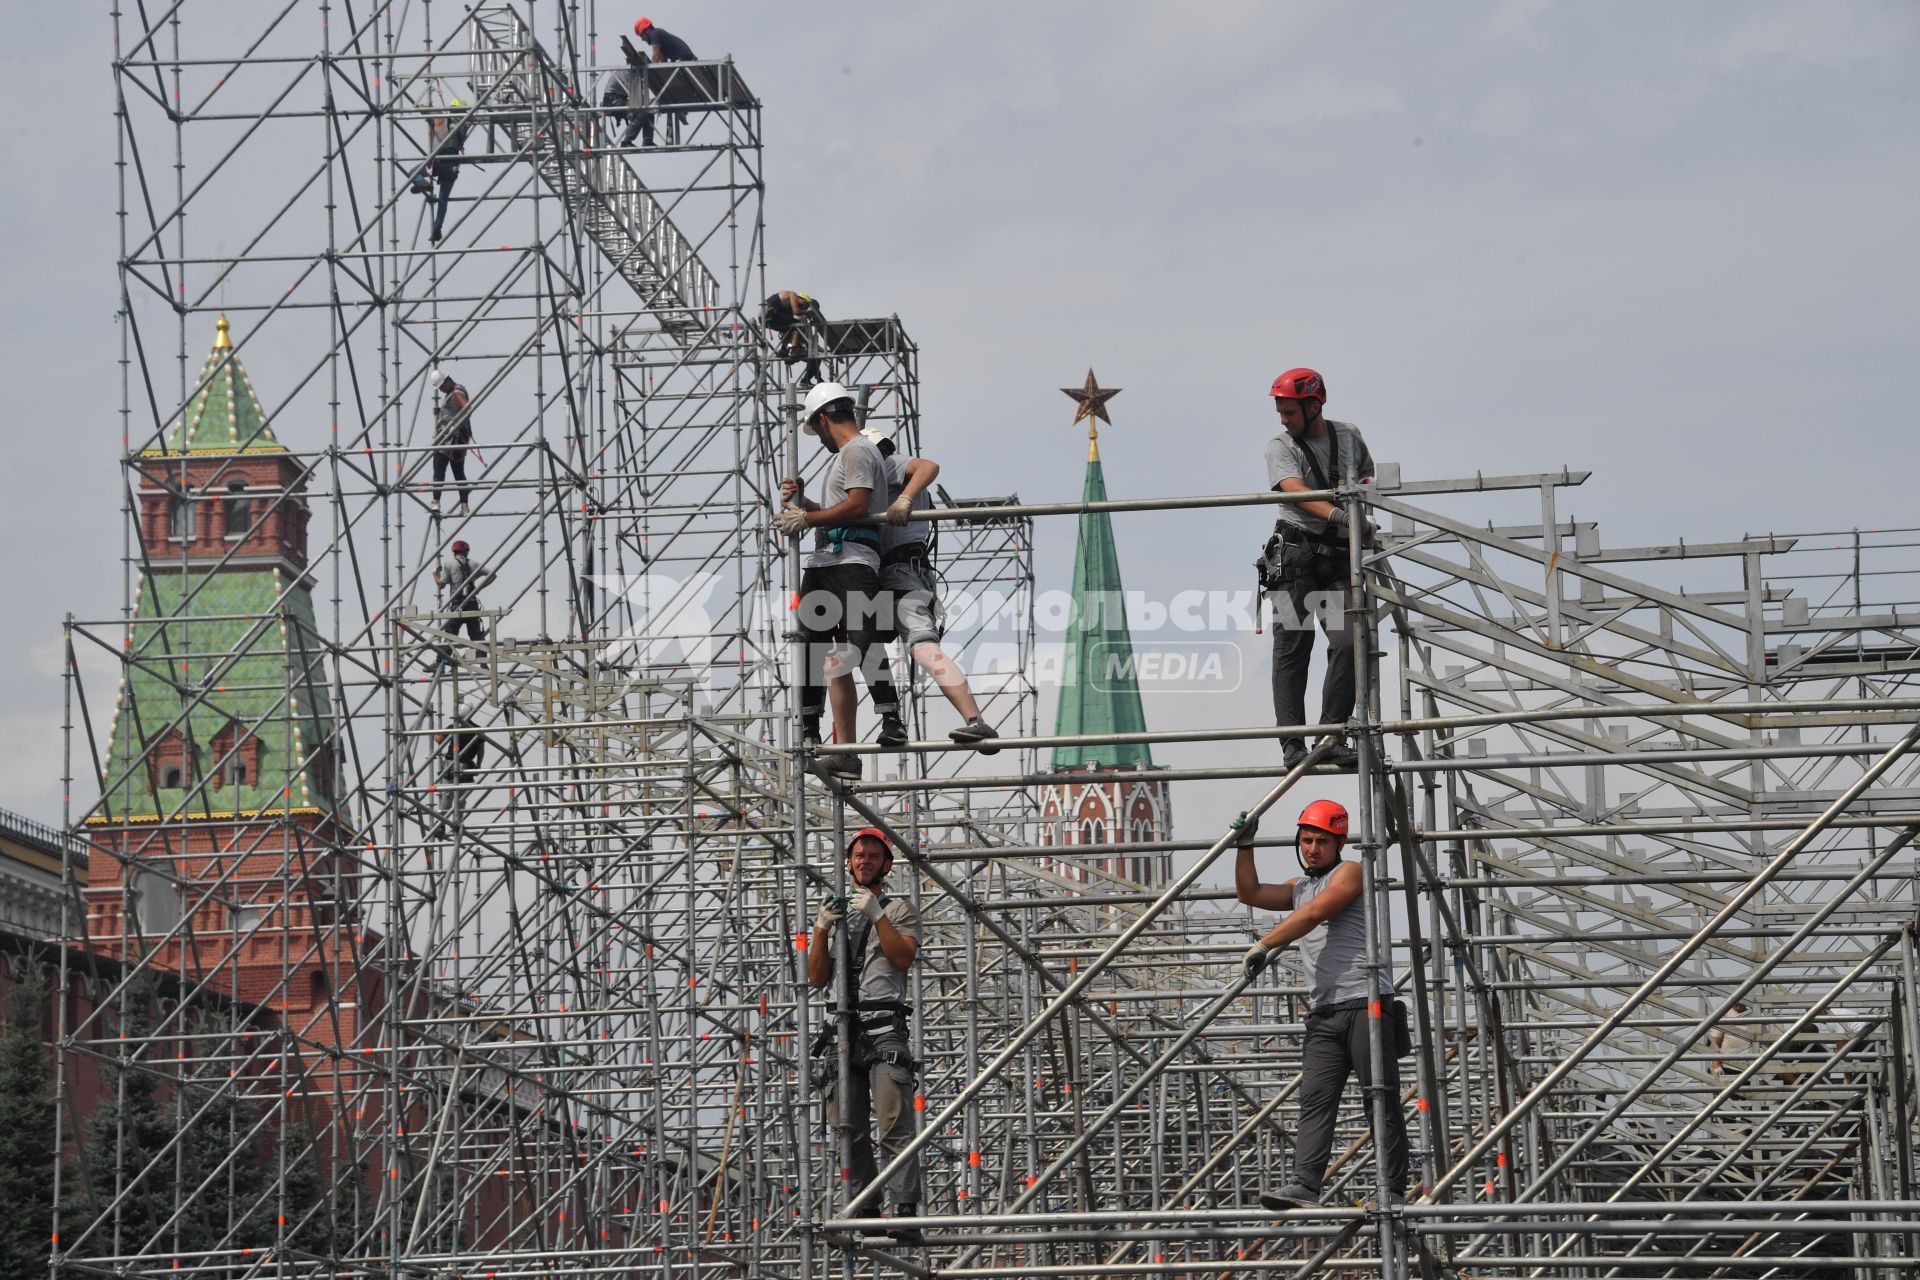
top-left (2, 1), bottom-right (1916, 838)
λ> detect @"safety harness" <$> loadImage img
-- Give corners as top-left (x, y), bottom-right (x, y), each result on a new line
top-left (1281, 422), bottom-right (1352, 552)
top-left (824, 526), bottom-right (882, 555)
top-left (812, 893), bottom-right (917, 1076)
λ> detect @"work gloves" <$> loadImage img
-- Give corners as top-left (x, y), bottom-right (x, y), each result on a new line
top-left (1231, 810), bottom-right (1260, 847)
top-left (779, 478), bottom-right (802, 502)
top-left (814, 895), bottom-right (846, 932)
top-left (885, 495), bottom-right (914, 526)
top-left (1242, 939), bottom-right (1276, 983)
top-left (851, 889), bottom-right (884, 922)
top-left (775, 505), bottom-right (809, 537)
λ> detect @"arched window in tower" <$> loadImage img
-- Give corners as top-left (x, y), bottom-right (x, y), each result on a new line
top-left (169, 493), bottom-right (195, 541)
top-left (224, 480), bottom-right (251, 540)
top-left (1079, 818), bottom-right (1106, 846)
top-left (1129, 816), bottom-right (1153, 845)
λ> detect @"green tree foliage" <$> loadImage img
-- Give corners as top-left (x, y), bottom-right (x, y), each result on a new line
top-left (80, 974), bottom-right (174, 1256)
top-left (0, 958), bottom-right (57, 1278)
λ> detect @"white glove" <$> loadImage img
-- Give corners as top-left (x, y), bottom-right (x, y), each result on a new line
top-left (1242, 939), bottom-right (1275, 983)
top-left (885, 495), bottom-right (914, 526)
top-left (779, 477), bottom-right (802, 502)
top-left (851, 889), bottom-right (884, 922)
top-left (814, 896), bottom-right (845, 932)
top-left (775, 504), bottom-right (809, 537)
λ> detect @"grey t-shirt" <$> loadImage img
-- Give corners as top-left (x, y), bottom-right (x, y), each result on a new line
top-left (1291, 867), bottom-right (1391, 1008)
top-left (438, 556), bottom-right (489, 606)
top-left (837, 891), bottom-right (923, 1006)
top-left (878, 454), bottom-right (933, 556)
top-left (805, 435), bottom-right (887, 572)
top-left (1265, 419), bottom-right (1374, 538)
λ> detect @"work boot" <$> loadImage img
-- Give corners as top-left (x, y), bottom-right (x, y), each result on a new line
top-left (818, 753), bottom-right (861, 781)
top-left (1379, 1189), bottom-right (1408, 1210)
top-left (1259, 1182), bottom-right (1322, 1211)
top-left (884, 1203), bottom-right (925, 1246)
top-left (876, 710), bottom-right (909, 749)
top-left (949, 717), bottom-right (1000, 755)
top-left (1318, 735), bottom-right (1360, 771)
top-left (1282, 742), bottom-right (1308, 771)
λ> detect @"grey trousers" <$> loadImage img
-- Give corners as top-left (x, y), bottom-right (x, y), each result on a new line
top-left (1292, 1002), bottom-right (1409, 1195)
top-left (1269, 550), bottom-right (1360, 735)
top-left (827, 1038), bottom-right (920, 1210)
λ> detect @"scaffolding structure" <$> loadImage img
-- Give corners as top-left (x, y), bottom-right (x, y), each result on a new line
top-left (50, 4), bottom-right (1920, 1278)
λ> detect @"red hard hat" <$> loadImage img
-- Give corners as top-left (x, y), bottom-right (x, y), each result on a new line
top-left (451, 539), bottom-right (470, 554)
top-left (1270, 367), bottom-right (1327, 404)
top-left (634, 17), bottom-right (653, 35)
top-left (848, 826), bottom-right (891, 855)
top-left (1298, 799), bottom-right (1349, 839)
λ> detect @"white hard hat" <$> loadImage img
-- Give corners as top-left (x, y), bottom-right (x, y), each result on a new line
top-left (859, 424), bottom-right (896, 455)
top-left (802, 381), bottom-right (854, 425)
top-left (431, 367), bottom-right (451, 389)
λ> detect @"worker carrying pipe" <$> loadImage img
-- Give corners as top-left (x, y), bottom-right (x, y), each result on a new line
top-left (807, 827), bottom-right (925, 1241)
top-left (1234, 799), bottom-right (1411, 1209)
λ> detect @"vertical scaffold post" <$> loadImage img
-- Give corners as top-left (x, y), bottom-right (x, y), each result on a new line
top-left (1347, 457), bottom-right (1403, 1276)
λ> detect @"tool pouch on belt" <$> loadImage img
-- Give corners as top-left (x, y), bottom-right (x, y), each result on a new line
top-left (1390, 998), bottom-right (1414, 1058)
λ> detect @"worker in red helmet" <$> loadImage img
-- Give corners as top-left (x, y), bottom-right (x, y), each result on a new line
top-left (1232, 800), bottom-right (1408, 1209)
top-left (432, 537), bottom-right (495, 670)
top-left (618, 18), bottom-right (697, 147)
top-left (807, 826), bottom-right (925, 1235)
top-left (1260, 367), bottom-right (1376, 771)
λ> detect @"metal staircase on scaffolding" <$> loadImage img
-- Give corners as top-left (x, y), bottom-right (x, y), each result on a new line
top-left (466, 5), bottom-right (728, 338)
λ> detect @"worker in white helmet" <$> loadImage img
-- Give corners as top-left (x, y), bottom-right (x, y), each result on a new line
top-left (777, 382), bottom-right (905, 777)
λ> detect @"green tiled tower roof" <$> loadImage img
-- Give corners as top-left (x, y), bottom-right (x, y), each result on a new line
top-left (1051, 419), bottom-right (1154, 772)
top-left (98, 317), bottom-right (335, 823)
top-left (99, 570), bottom-right (338, 821)
top-left (146, 315), bottom-right (286, 455)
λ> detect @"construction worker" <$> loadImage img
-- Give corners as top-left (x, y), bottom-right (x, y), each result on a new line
top-left (1261, 368), bottom-right (1375, 771)
top-left (432, 539), bottom-right (494, 668)
top-left (432, 699), bottom-right (485, 833)
top-left (778, 382), bottom-right (905, 778)
top-left (429, 370), bottom-right (477, 513)
top-left (1234, 800), bottom-right (1408, 1209)
top-left (807, 827), bottom-right (924, 1237)
top-left (849, 423), bottom-right (998, 750)
top-left (409, 100), bottom-right (469, 243)
top-left (621, 18), bottom-right (696, 146)
top-left (764, 290), bottom-right (825, 386)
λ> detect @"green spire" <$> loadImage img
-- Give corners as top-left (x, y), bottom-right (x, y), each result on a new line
top-left (1051, 444), bottom-right (1154, 771)
top-left (148, 315), bottom-right (286, 455)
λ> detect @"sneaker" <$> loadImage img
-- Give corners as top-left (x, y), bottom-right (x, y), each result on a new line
top-left (1259, 1182), bottom-right (1322, 1211)
top-left (1379, 1190), bottom-right (1408, 1210)
top-left (429, 498), bottom-right (441, 513)
top-left (949, 717), bottom-right (1000, 755)
top-left (876, 711), bottom-right (909, 749)
top-left (1282, 743), bottom-right (1308, 771)
top-left (456, 500), bottom-right (470, 514)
